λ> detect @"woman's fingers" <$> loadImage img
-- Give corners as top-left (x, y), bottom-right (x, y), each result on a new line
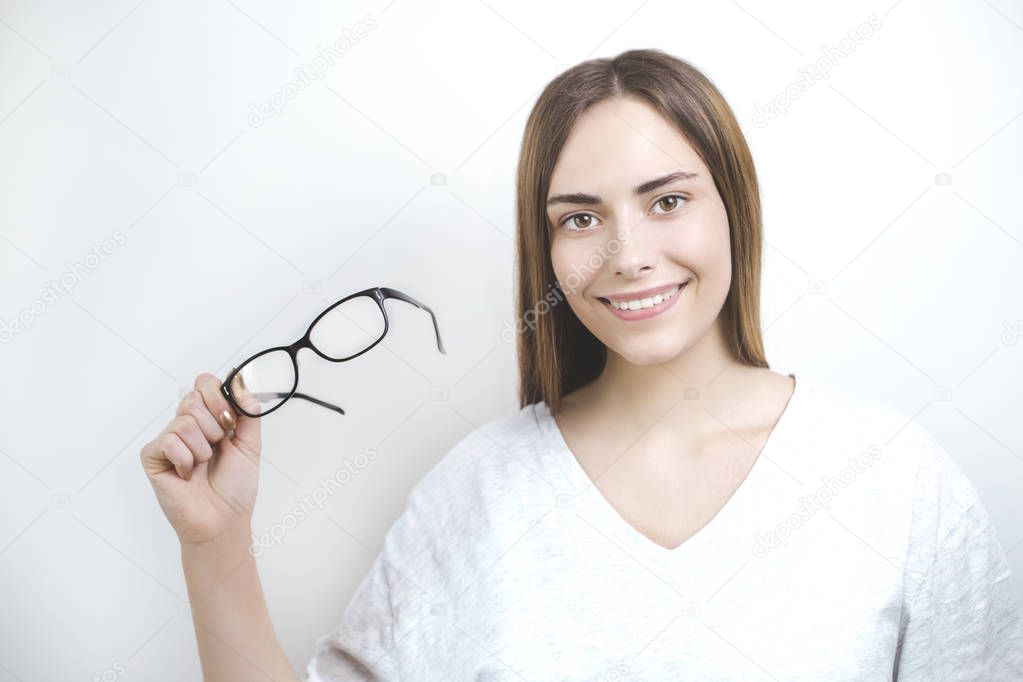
top-left (161, 432), bottom-right (195, 480)
top-left (196, 371), bottom-right (263, 461)
top-left (167, 414), bottom-right (214, 465)
top-left (175, 390), bottom-right (225, 444)
top-left (193, 372), bottom-right (238, 432)
top-left (148, 414), bottom-right (211, 481)
top-left (140, 438), bottom-right (168, 478)
top-left (142, 432), bottom-right (195, 480)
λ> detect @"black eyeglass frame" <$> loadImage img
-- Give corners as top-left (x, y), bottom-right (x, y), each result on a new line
top-left (221, 286), bottom-right (445, 419)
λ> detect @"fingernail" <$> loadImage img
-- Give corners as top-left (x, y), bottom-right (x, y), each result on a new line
top-left (220, 409), bottom-right (236, 430)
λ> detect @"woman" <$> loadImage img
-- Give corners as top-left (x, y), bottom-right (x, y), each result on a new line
top-left (141, 49), bottom-right (1023, 680)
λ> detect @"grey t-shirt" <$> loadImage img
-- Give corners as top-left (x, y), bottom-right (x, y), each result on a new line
top-left (305, 372), bottom-right (1023, 680)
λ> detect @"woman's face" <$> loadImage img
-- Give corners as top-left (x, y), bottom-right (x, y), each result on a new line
top-left (547, 95), bottom-right (732, 365)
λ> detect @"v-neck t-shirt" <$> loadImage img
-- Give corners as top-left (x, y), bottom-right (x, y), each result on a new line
top-left (304, 372), bottom-right (1023, 680)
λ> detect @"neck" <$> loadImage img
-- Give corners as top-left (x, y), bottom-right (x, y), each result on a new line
top-left (582, 316), bottom-right (758, 444)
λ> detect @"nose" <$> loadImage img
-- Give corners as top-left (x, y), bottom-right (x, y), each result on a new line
top-left (605, 220), bottom-right (658, 279)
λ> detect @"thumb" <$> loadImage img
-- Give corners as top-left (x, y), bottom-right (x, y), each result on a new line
top-left (227, 373), bottom-right (262, 458)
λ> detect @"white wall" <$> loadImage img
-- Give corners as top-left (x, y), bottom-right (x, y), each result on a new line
top-left (1, 0), bottom-right (1021, 679)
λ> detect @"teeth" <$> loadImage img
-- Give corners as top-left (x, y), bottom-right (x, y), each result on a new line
top-left (609, 283), bottom-right (682, 311)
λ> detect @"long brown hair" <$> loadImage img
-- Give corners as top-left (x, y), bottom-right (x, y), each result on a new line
top-left (515, 48), bottom-right (768, 415)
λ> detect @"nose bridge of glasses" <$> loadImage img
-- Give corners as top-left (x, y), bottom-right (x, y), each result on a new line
top-left (287, 335), bottom-right (309, 354)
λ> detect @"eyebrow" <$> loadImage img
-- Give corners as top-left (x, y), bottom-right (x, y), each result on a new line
top-left (546, 171), bottom-right (698, 207)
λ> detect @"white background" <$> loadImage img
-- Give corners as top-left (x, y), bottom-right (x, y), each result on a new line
top-left (1, 0), bottom-right (1021, 679)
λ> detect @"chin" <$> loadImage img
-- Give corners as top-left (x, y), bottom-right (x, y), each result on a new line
top-left (602, 332), bottom-right (690, 365)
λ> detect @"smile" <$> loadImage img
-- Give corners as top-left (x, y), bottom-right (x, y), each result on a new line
top-left (598, 279), bottom-right (690, 321)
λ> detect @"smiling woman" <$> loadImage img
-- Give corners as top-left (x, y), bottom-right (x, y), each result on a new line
top-left (301, 49), bottom-right (1023, 680)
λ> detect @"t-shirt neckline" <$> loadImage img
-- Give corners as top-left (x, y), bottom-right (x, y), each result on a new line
top-left (534, 373), bottom-right (802, 566)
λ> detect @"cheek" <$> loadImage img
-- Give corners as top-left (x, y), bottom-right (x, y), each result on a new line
top-left (550, 244), bottom-right (605, 328)
top-left (549, 241), bottom-right (595, 296)
top-left (665, 210), bottom-right (731, 273)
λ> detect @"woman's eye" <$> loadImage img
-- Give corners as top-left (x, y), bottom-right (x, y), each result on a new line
top-left (652, 194), bottom-right (687, 215)
top-left (562, 213), bottom-right (600, 231)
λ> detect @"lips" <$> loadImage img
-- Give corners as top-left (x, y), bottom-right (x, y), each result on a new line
top-left (598, 278), bottom-right (690, 321)
top-left (597, 279), bottom-right (690, 306)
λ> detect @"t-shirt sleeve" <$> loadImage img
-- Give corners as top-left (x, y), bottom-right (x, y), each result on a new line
top-left (303, 550), bottom-right (400, 681)
top-left (893, 445), bottom-right (1023, 680)
top-left (302, 436), bottom-right (471, 681)
top-left (301, 423), bottom-right (524, 679)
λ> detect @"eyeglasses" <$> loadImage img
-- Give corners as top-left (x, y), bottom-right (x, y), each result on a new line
top-left (221, 286), bottom-right (445, 418)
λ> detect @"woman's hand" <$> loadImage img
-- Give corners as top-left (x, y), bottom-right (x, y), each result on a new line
top-left (140, 372), bottom-right (262, 547)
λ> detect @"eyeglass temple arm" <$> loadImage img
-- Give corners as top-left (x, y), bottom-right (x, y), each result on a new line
top-left (222, 378), bottom-right (347, 417)
top-left (380, 286), bottom-right (447, 354)
top-left (253, 391), bottom-right (346, 415)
